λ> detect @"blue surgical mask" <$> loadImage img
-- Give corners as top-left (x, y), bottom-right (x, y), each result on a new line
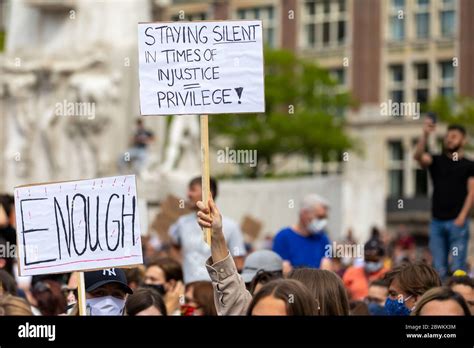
top-left (307, 218), bottom-right (328, 234)
top-left (86, 296), bottom-right (125, 316)
top-left (364, 261), bottom-right (383, 274)
top-left (384, 295), bottom-right (413, 316)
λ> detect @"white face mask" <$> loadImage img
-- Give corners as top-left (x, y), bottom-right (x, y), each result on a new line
top-left (364, 261), bottom-right (383, 274)
top-left (86, 296), bottom-right (125, 316)
top-left (307, 218), bottom-right (328, 234)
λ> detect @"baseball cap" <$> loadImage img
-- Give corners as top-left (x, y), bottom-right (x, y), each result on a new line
top-left (84, 268), bottom-right (133, 294)
top-left (241, 250), bottom-right (283, 284)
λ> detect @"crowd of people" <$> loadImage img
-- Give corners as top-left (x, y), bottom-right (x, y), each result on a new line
top-left (0, 119), bottom-right (473, 316)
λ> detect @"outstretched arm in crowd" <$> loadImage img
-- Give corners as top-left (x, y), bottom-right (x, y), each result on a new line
top-left (196, 198), bottom-right (227, 263)
top-left (414, 117), bottom-right (435, 168)
top-left (454, 177), bottom-right (474, 227)
top-left (197, 197), bottom-right (252, 315)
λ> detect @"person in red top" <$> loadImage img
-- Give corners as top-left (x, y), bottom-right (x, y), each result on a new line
top-left (343, 239), bottom-right (389, 301)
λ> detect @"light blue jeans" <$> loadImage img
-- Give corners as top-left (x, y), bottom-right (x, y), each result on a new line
top-left (429, 218), bottom-right (469, 280)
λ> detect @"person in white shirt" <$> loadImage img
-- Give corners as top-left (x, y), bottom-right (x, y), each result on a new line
top-left (169, 176), bottom-right (245, 284)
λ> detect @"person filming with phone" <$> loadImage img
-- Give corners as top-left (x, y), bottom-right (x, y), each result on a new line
top-left (414, 112), bottom-right (474, 280)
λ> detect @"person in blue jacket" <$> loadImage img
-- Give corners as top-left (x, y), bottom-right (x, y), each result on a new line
top-left (273, 194), bottom-right (331, 269)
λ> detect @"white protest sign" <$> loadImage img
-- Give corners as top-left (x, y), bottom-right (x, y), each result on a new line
top-left (14, 175), bottom-right (143, 276)
top-left (138, 20), bottom-right (265, 115)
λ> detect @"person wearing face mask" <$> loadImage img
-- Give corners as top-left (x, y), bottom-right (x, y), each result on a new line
top-left (343, 238), bottom-right (389, 301)
top-left (181, 281), bottom-right (217, 316)
top-left (383, 262), bottom-right (441, 316)
top-left (272, 194), bottom-right (331, 269)
top-left (84, 268), bottom-right (133, 316)
top-left (197, 196), bottom-right (334, 315)
top-left (143, 258), bottom-right (185, 315)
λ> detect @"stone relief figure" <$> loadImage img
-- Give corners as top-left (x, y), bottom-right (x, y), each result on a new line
top-left (1, 0), bottom-right (152, 191)
top-left (2, 49), bottom-right (122, 182)
top-left (3, 72), bottom-right (38, 178)
top-left (63, 70), bottom-right (121, 178)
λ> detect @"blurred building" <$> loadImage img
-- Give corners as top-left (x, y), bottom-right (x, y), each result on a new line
top-left (0, 0), bottom-right (161, 200)
top-left (152, 0), bottom-right (474, 241)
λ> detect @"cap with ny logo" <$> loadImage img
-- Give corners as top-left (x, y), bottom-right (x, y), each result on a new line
top-left (84, 268), bottom-right (133, 294)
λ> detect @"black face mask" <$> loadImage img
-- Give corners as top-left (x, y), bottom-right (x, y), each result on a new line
top-left (143, 283), bottom-right (166, 295)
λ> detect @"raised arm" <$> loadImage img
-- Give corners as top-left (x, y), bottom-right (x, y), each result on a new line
top-left (197, 197), bottom-right (252, 315)
top-left (197, 198), bottom-right (227, 263)
top-left (413, 117), bottom-right (435, 168)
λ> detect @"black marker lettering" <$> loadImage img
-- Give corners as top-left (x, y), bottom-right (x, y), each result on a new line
top-left (71, 194), bottom-right (88, 256)
top-left (105, 194), bottom-right (120, 251)
top-left (144, 26), bottom-right (156, 46)
top-left (121, 195), bottom-right (136, 247)
top-left (20, 198), bottom-right (57, 266)
top-left (88, 196), bottom-right (103, 252)
top-left (54, 196), bottom-right (71, 259)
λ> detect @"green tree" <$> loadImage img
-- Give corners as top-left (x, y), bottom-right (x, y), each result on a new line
top-left (209, 48), bottom-right (354, 177)
top-left (428, 95), bottom-right (474, 133)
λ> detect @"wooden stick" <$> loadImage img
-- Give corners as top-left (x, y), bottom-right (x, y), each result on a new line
top-left (200, 114), bottom-right (211, 245)
top-left (76, 271), bottom-right (87, 315)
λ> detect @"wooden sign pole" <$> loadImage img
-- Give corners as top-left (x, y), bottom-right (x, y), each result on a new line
top-left (76, 271), bottom-right (87, 315)
top-left (200, 114), bottom-right (212, 245)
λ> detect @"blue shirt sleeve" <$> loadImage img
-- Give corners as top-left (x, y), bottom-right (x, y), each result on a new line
top-left (272, 230), bottom-right (290, 261)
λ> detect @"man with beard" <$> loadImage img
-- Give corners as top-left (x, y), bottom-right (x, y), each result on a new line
top-left (414, 115), bottom-right (474, 280)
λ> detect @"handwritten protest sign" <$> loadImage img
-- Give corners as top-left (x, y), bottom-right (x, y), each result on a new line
top-left (138, 20), bottom-right (265, 115)
top-left (14, 175), bottom-right (143, 276)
